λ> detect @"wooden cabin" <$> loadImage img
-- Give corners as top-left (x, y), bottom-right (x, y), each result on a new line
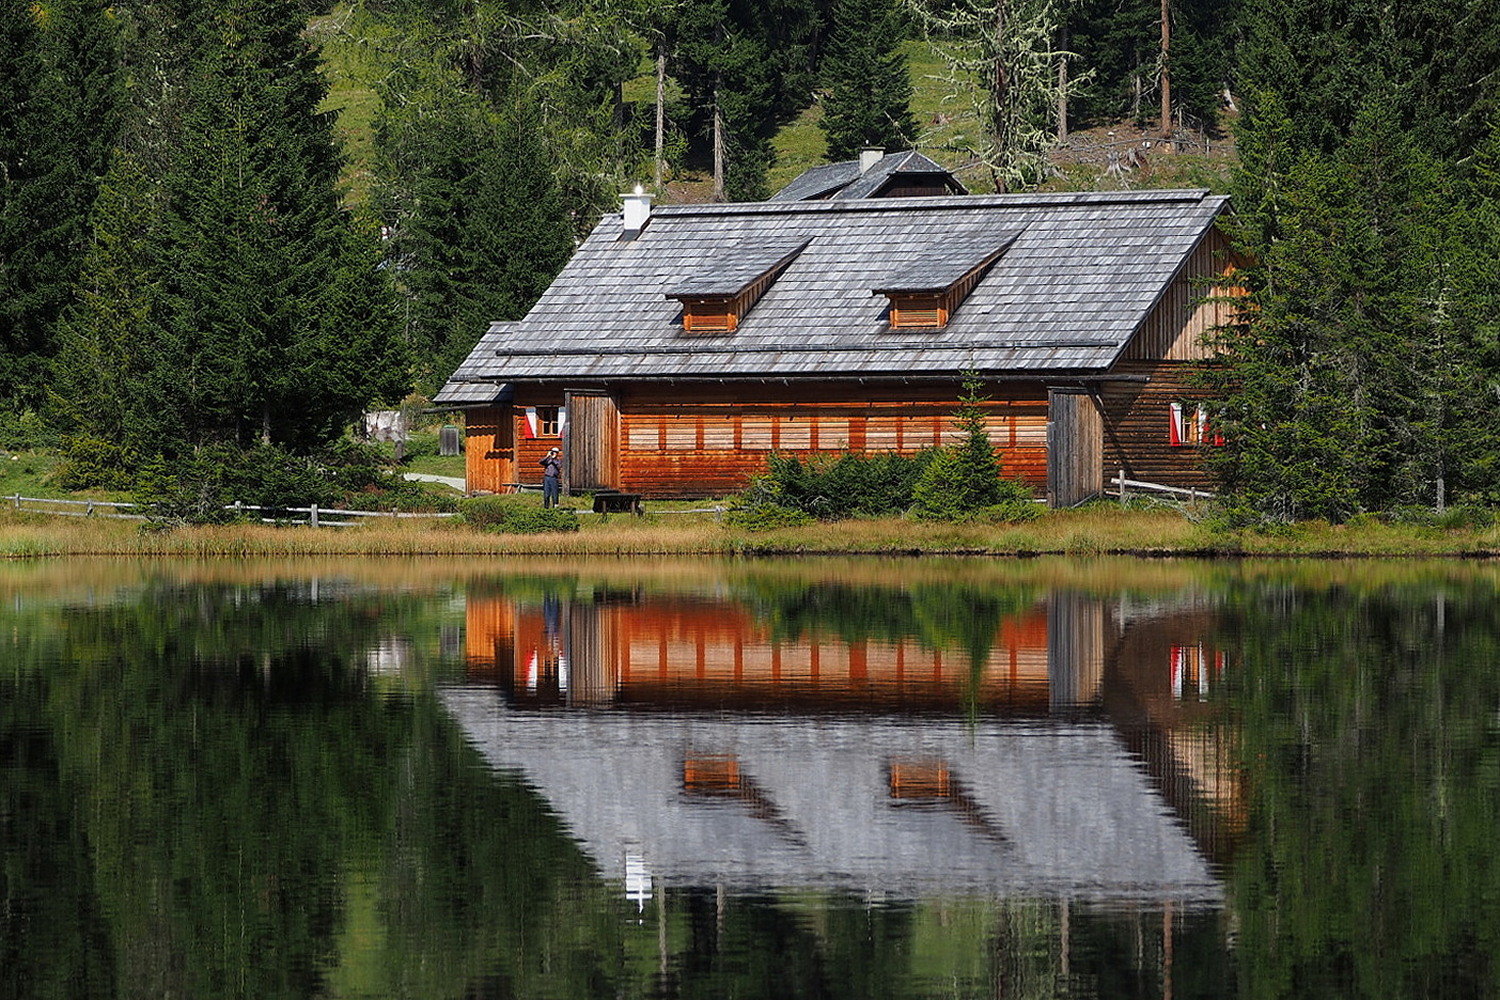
top-left (435, 188), bottom-right (1241, 504)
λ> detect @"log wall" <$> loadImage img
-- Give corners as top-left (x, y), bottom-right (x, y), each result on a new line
top-left (1097, 361), bottom-right (1216, 491)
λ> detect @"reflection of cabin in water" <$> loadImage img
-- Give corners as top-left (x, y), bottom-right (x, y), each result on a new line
top-left (464, 590), bottom-right (1102, 713)
top-left (450, 586), bottom-right (1243, 893)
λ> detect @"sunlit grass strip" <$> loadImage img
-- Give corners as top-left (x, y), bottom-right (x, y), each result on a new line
top-left (6, 507), bottom-right (1500, 558)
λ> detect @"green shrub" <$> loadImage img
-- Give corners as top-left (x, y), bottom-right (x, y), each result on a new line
top-left (0, 409), bottom-right (59, 452)
top-left (749, 450), bottom-right (935, 519)
top-left (722, 501), bottom-right (815, 531)
top-left (133, 451), bottom-right (237, 526)
top-left (459, 496), bottom-right (580, 533)
top-left (909, 448), bottom-right (1038, 522)
top-left (55, 435), bottom-right (139, 491)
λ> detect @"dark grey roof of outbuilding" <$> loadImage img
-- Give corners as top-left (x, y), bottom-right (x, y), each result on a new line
top-left (770, 160), bottom-right (864, 202)
top-left (769, 150), bottom-right (968, 202)
top-left (448, 189), bottom-right (1229, 384)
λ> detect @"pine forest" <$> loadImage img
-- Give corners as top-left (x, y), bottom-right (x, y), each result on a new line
top-left (2, 0), bottom-right (1499, 522)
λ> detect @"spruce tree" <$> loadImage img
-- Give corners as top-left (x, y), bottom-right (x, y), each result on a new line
top-left (666, 0), bottom-right (822, 200)
top-left (0, 0), bottom-right (120, 407)
top-left (819, 0), bottom-right (917, 160)
top-left (53, 0), bottom-right (406, 459)
top-left (378, 92), bottom-right (574, 391)
top-left (49, 151), bottom-right (170, 467)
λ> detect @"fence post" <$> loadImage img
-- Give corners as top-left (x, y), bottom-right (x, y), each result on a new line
top-left (12, 493), bottom-right (18, 510)
top-left (234, 500), bottom-right (242, 518)
top-left (310, 503), bottom-right (319, 528)
top-left (87, 500), bottom-right (94, 516)
top-left (1118, 469), bottom-right (1126, 505)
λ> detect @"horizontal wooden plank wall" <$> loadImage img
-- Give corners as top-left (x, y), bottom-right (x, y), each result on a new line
top-left (1097, 361), bottom-right (1216, 490)
top-left (606, 381), bottom-right (1049, 498)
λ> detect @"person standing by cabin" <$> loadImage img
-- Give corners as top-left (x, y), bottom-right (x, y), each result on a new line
top-left (540, 447), bottom-right (563, 508)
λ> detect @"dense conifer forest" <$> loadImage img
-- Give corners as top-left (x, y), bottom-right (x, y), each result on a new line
top-left (1, 0), bottom-right (1497, 520)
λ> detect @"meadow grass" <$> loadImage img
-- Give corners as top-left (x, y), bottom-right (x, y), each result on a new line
top-left (7, 503), bottom-right (1500, 559)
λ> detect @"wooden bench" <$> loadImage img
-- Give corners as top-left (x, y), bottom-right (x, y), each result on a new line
top-left (592, 490), bottom-right (643, 515)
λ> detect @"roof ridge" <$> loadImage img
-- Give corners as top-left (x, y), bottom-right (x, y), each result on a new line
top-left (653, 188), bottom-right (1217, 217)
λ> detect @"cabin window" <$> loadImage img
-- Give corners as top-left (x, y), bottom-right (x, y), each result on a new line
top-left (680, 301), bottom-right (738, 332)
top-left (536, 406), bottom-right (561, 436)
top-left (1169, 402), bottom-right (1223, 446)
top-left (888, 294), bottom-right (949, 329)
top-left (668, 240), bottom-right (810, 335)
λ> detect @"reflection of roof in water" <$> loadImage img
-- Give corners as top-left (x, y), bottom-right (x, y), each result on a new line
top-left (442, 688), bottom-right (1222, 904)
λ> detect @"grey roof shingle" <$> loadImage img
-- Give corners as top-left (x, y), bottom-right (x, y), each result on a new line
top-left (450, 190), bottom-right (1229, 383)
top-left (769, 150), bottom-right (968, 202)
top-left (874, 231), bottom-right (1021, 294)
top-left (665, 239), bottom-right (810, 298)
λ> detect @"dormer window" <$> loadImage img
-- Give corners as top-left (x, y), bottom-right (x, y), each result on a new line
top-left (874, 231), bottom-right (1020, 329)
top-left (667, 239), bottom-right (809, 333)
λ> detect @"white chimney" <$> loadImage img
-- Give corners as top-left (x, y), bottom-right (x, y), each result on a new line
top-left (621, 185), bottom-right (653, 239)
top-left (860, 147), bottom-right (884, 173)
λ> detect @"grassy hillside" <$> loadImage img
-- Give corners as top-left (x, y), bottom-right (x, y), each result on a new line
top-left (313, 13), bottom-right (1236, 210)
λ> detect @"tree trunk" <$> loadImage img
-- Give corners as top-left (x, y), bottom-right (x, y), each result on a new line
top-left (1057, 24), bottom-right (1068, 142)
top-left (712, 86), bottom-right (725, 202)
top-left (992, 0), bottom-right (1010, 193)
top-left (1160, 0), bottom-right (1172, 139)
top-left (654, 45), bottom-right (666, 189)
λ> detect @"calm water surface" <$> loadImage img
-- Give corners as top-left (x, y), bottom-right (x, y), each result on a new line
top-left (3, 556), bottom-right (1497, 999)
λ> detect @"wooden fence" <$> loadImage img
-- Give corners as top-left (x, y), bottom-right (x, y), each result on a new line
top-left (4, 493), bottom-right (460, 528)
top-left (4, 493), bottom-right (726, 526)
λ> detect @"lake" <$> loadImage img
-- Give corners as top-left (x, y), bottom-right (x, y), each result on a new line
top-left (3, 555), bottom-right (1497, 999)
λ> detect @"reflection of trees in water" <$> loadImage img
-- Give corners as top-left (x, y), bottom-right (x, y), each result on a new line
top-left (1, 571), bottom-right (1272, 998)
top-left (1223, 581), bottom-right (1500, 998)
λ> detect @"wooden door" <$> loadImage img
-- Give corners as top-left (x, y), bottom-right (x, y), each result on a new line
top-left (564, 389), bottom-right (620, 491)
top-left (1047, 388), bottom-right (1103, 507)
top-left (465, 405), bottom-right (514, 494)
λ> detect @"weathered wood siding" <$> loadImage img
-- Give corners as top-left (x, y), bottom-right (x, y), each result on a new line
top-left (1123, 228), bottom-right (1246, 363)
top-left (463, 405), bottom-right (514, 495)
top-left (565, 389), bottom-right (620, 490)
top-left (1097, 361), bottom-right (1217, 491)
top-left (1047, 388), bottom-right (1103, 507)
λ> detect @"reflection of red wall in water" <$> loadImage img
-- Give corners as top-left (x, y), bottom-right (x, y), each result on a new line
top-left (465, 595), bottom-right (1054, 710)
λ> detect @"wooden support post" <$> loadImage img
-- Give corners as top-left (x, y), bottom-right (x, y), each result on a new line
top-left (1119, 468), bottom-right (1126, 505)
top-left (310, 503), bottom-right (319, 528)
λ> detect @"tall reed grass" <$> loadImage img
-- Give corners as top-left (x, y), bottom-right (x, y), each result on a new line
top-left (3, 506), bottom-right (1500, 559)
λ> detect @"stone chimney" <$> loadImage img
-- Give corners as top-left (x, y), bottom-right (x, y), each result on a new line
top-left (620, 186), bottom-right (653, 240)
top-left (860, 147), bottom-right (884, 173)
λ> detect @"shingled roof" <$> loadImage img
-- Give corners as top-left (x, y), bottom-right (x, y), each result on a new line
top-left (443, 189), bottom-right (1229, 386)
top-left (769, 150), bottom-right (968, 201)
